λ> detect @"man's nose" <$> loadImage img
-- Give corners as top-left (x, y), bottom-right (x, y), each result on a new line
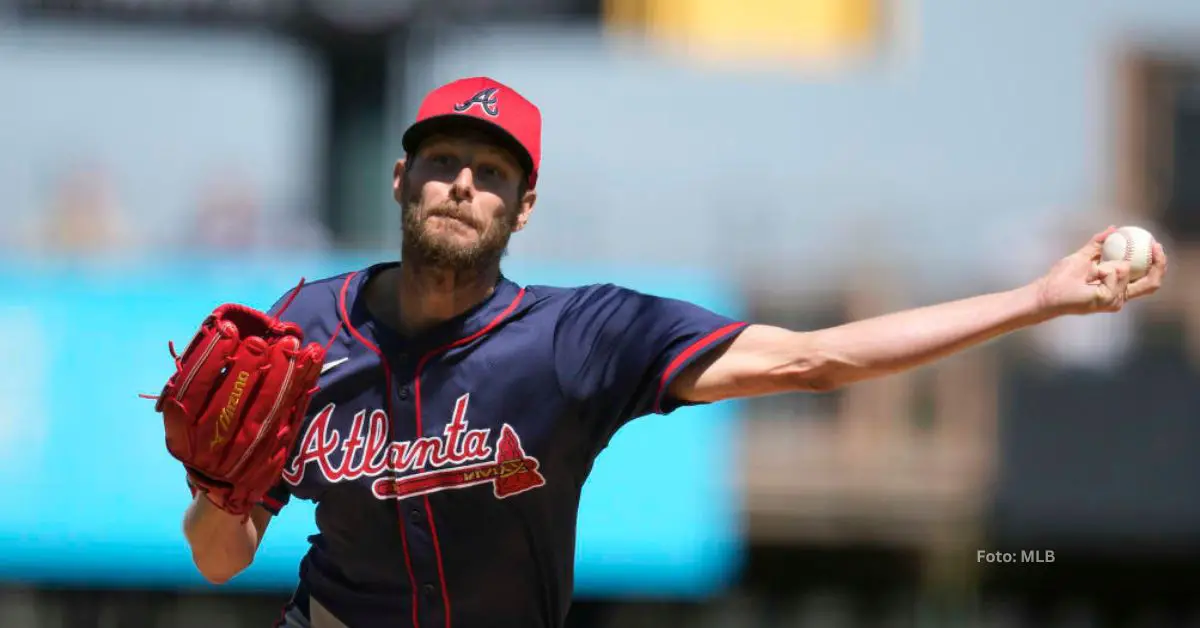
top-left (449, 167), bottom-right (475, 200)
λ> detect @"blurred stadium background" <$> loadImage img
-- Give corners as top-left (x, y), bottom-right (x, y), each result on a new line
top-left (3, 0), bottom-right (1200, 626)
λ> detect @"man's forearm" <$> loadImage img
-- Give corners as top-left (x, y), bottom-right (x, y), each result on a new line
top-left (183, 494), bottom-right (262, 584)
top-left (804, 282), bottom-right (1050, 389)
top-left (675, 232), bottom-right (1160, 403)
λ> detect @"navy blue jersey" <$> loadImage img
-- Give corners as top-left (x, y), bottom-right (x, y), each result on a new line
top-left (261, 262), bottom-right (746, 628)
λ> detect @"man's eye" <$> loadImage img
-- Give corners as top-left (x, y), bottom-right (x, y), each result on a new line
top-left (478, 165), bottom-right (501, 178)
top-left (430, 155), bottom-right (455, 167)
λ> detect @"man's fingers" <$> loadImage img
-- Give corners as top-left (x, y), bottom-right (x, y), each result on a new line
top-left (1077, 225), bottom-right (1118, 260)
top-left (1097, 261), bottom-right (1122, 289)
top-left (1094, 225), bottom-right (1119, 242)
top-left (1094, 260), bottom-right (1131, 310)
top-left (1129, 241), bottom-right (1168, 300)
top-left (1151, 240), bottom-right (1168, 275)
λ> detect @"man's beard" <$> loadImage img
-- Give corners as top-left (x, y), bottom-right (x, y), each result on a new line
top-left (401, 199), bottom-right (517, 274)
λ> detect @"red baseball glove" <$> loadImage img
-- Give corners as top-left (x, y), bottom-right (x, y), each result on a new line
top-left (146, 295), bottom-right (325, 518)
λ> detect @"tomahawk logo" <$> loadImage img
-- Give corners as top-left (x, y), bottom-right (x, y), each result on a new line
top-left (372, 423), bottom-right (544, 500)
top-left (453, 87), bottom-right (500, 117)
top-left (282, 393), bottom-right (546, 500)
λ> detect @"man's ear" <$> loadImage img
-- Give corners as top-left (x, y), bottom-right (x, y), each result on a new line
top-left (513, 188), bottom-right (537, 232)
top-left (392, 158), bottom-right (407, 204)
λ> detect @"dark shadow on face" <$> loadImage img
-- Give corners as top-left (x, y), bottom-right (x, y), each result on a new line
top-left (400, 171), bottom-right (520, 273)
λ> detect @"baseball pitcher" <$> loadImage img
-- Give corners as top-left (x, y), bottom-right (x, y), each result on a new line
top-left (147, 77), bottom-right (1167, 628)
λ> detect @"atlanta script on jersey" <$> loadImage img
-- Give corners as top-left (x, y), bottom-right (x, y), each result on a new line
top-left (282, 395), bottom-right (547, 502)
top-left (259, 262), bottom-right (747, 628)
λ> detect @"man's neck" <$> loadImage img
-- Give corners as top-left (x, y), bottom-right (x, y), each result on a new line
top-left (369, 261), bottom-right (499, 337)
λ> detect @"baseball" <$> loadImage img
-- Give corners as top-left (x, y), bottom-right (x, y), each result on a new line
top-left (1100, 226), bottom-right (1156, 281)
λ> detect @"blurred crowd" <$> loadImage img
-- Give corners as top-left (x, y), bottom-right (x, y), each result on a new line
top-left (7, 162), bottom-right (331, 256)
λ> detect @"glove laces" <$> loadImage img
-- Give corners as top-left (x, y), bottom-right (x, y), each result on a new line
top-left (138, 277), bottom-right (308, 401)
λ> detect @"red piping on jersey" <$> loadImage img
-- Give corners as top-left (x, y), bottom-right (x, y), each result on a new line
top-left (653, 322), bottom-right (748, 414)
top-left (261, 495), bottom-right (285, 512)
top-left (337, 272), bottom-right (421, 628)
top-left (413, 286), bottom-right (527, 628)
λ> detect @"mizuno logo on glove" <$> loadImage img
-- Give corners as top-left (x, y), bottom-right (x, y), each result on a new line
top-left (213, 370), bottom-right (250, 449)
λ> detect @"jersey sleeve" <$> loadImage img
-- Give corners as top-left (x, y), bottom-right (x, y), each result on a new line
top-left (265, 288), bottom-right (298, 319)
top-left (258, 282), bottom-right (299, 515)
top-left (263, 278), bottom-right (343, 342)
top-left (255, 280), bottom-right (337, 515)
top-left (553, 284), bottom-right (747, 433)
top-left (259, 480), bottom-right (292, 515)
top-left (188, 472), bottom-right (290, 515)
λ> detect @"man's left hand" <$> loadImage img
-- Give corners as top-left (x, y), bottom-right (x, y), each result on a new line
top-left (1035, 226), bottom-right (1168, 317)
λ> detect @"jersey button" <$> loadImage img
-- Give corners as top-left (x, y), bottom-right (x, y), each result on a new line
top-left (398, 386), bottom-right (411, 401)
top-left (422, 584), bottom-right (436, 598)
top-left (408, 508), bottom-right (422, 522)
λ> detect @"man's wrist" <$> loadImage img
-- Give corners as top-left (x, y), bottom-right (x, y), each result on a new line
top-left (192, 489), bottom-right (252, 524)
top-left (1016, 280), bottom-right (1060, 325)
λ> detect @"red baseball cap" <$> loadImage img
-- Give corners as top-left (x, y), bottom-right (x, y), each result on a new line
top-left (401, 77), bottom-right (542, 189)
